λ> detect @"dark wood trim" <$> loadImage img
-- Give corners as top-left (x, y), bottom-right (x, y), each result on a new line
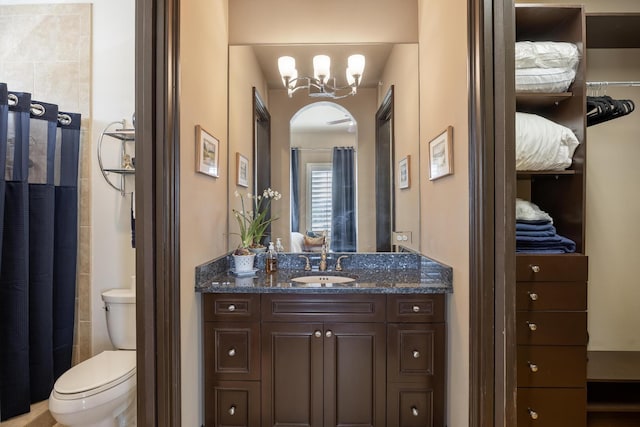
top-left (469, 0), bottom-right (516, 425)
top-left (135, 0), bottom-right (181, 425)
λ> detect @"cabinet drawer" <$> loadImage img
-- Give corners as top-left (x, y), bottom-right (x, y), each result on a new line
top-left (517, 345), bottom-right (586, 387)
top-left (517, 388), bottom-right (586, 427)
top-left (204, 322), bottom-right (260, 381)
top-left (205, 381), bottom-right (260, 427)
top-left (516, 282), bottom-right (587, 311)
top-left (516, 255), bottom-right (588, 282)
top-left (387, 323), bottom-right (445, 383)
top-left (387, 295), bottom-right (445, 323)
top-left (203, 294), bottom-right (260, 322)
top-left (516, 311), bottom-right (587, 345)
top-left (262, 294), bottom-right (385, 322)
top-left (387, 383), bottom-right (443, 427)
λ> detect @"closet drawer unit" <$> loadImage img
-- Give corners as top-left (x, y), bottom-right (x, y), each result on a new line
top-left (516, 255), bottom-right (588, 282)
top-left (516, 311), bottom-right (587, 345)
top-left (206, 381), bottom-right (260, 427)
top-left (387, 294), bottom-right (445, 323)
top-left (517, 345), bottom-right (586, 387)
top-left (262, 294), bottom-right (385, 322)
top-left (387, 323), bottom-right (445, 383)
top-left (516, 282), bottom-right (587, 311)
top-left (203, 294), bottom-right (260, 322)
top-left (517, 388), bottom-right (586, 427)
top-left (387, 383), bottom-right (443, 427)
top-left (204, 322), bottom-right (260, 381)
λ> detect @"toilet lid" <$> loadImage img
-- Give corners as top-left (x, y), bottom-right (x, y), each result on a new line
top-left (55, 351), bottom-right (136, 396)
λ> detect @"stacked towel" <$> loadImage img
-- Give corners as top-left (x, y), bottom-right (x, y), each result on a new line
top-left (516, 199), bottom-right (576, 254)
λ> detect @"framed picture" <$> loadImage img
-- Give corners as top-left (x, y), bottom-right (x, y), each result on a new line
top-left (236, 152), bottom-right (249, 187)
top-left (398, 155), bottom-right (410, 189)
top-left (195, 125), bottom-right (219, 178)
top-left (428, 126), bottom-right (453, 180)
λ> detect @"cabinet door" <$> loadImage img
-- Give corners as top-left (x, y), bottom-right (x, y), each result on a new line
top-left (206, 381), bottom-right (260, 427)
top-left (261, 322), bottom-right (324, 427)
top-left (323, 323), bottom-right (386, 427)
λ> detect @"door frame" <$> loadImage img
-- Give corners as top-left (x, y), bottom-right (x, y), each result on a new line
top-left (134, 0), bottom-right (514, 425)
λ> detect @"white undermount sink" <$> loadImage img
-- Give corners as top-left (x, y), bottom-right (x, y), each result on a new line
top-left (291, 275), bottom-right (355, 284)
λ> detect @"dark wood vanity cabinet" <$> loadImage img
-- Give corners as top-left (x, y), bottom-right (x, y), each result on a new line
top-left (203, 293), bottom-right (446, 427)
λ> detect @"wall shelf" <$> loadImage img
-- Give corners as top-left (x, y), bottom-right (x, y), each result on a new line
top-left (98, 124), bottom-right (136, 196)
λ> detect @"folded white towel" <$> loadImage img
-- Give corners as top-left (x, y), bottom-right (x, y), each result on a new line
top-left (516, 198), bottom-right (553, 223)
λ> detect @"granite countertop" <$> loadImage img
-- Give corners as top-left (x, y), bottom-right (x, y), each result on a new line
top-left (195, 251), bottom-right (453, 294)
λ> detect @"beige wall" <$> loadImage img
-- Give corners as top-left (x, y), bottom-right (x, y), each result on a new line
top-left (418, 0), bottom-right (470, 426)
top-left (179, 0), bottom-right (229, 425)
top-left (379, 43), bottom-right (421, 252)
top-left (228, 45), bottom-right (269, 249)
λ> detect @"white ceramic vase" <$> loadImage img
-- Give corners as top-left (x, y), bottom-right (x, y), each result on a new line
top-left (233, 253), bottom-right (256, 273)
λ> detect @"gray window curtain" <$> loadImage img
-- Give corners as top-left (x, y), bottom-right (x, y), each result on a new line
top-left (290, 148), bottom-right (300, 232)
top-left (331, 147), bottom-right (356, 252)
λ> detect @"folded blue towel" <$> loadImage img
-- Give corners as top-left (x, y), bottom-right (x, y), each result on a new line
top-left (516, 221), bottom-right (555, 233)
top-left (516, 233), bottom-right (576, 253)
top-left (516, 248), bottom-right (566, 254)
top-left (516, 229), bottom-right (557, 237)
top-left (516, 219), bottom-right (552, 225)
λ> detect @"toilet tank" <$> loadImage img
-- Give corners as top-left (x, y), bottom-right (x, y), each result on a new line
top-left (101, 288), bottom-right (136, 350)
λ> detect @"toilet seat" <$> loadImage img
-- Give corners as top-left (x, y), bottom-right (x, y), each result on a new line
top-left (53, 351), bottom-right (136, 400)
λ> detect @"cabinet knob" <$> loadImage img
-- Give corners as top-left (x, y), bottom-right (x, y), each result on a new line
top-left (412, 305), bottom-right (420, 313)
top-left (528, 408), bottom-right (538, 420)
top-left (228, 304), bottom-right (236, 312)
top-left (527, 321), bottom-right (537, 331)
top-left (411, 406), bottom-right (419, 417)
top-left (229, 405), bottom-right (236, 416)
top-left (528, 361), bottom-right (538, 373)
top-left (530, 265), bottom-right (540, 273)
top-left (528, 292), bottom-right (539, 301)
top-left (228, 348), bottom-right (236, 357)
top-left (314, 330), bottom-right (322, 338)
top-left (325, 330), bottom-right (333, 338)
top-left (412, 350), bottom-right (420, 359)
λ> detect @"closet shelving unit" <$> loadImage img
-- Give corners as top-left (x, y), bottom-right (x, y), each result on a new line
top-left (514, 5), bottom-right (588, 427)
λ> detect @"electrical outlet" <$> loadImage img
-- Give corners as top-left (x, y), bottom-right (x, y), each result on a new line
top-left (392, 231), bottom-right (412, 244)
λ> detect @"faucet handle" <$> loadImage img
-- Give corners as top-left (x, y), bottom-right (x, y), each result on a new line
top-left (298, 255), bottom-right (311, 271)
top-left (335, 255), bottom-right (349, 271)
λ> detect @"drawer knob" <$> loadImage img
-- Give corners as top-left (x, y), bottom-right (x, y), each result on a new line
top-left (528, 361), bottom-right (538, 373)
top-left (412, 350), bottom-right (420, 359)
top-left (528, 408), bottom-right (538, 420)
top-left (228, 304), bottom-right (236, 312)
top-left (530, 265), bottom-right (540, 273)
top-left (228, 348), bottom-right (236, 357)
top-left (314, 330), bottom-right (322, 338)
top-left (412, 305), bottom-right (420, 313)
top-left (411, 406), bottom-right (419, 417)
top-left (528, 292), bottom-right (539, 301)
top-left (325, 330), bottom-right (333, 338)
top-left (527, 322), bottom-right (537, 331)
top-left (229, 405), bottom-right (236, 416)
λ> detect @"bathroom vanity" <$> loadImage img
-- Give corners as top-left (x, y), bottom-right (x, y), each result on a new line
top-left (196, 252), bottom-right (452, 427)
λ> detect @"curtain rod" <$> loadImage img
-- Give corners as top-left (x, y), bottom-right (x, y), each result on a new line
top-left (586, 81), bottom-right (640, 87)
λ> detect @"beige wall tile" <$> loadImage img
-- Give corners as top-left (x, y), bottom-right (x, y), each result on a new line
top-left (78, 321), bottom-right (92, 363)
top-left (0, 62), bottom-right (35, 93)
top-left (77, 273), bottom-right (91, 322)
top-left (79, 225), bottom-right (91, 275)
top-left (79, 178), bottom-right (90, 226)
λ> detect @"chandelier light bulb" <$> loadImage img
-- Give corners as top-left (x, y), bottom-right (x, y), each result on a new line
top-left (278, 56), bottom-right (296, 79)
top-left (346, 68), bottom-right (356, 86)
top-left (313, 55), bottom-right (331, 84)
top-left (347, 54), bottom-right (365, 80)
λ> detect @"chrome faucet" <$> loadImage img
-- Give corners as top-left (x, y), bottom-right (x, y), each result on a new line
top-left (335, 255), bottom-right (349, 271)
top-left (319, 242), bottom-right (328, 272)
top-left (298, 255), bottom-right (311, 271)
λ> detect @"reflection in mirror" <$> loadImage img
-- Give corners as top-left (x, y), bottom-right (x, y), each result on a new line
top-left (290, 102), bottom-right (358, 253)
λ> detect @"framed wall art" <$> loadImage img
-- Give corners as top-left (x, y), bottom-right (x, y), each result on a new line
top-left (196, 125), bottom-right (219, 178)
top-left (428, 126), bottom-right (453, 180)
top-left (236, 152), bottom-right (249, 187)
top-left (398, 155), bottom-right (410, 189)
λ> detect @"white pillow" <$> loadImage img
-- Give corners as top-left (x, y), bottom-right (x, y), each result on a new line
top-left (516, 198), bottom-right (553, 223)
top-left (515, 112), bottom-right (580, 171)
top-left (516, 67), bottom-right (576, 93)
top-left (515, 41), bottom-right (580, 70)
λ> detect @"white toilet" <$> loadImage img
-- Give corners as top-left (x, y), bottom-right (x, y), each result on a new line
top-left (49, 288), bottom-right (136, 427)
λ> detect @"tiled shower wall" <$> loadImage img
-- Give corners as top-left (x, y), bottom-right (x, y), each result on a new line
top-left (0, 4), bottom-right (92, 364)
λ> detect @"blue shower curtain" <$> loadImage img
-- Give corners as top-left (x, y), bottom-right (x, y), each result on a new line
top-left (0, 84), bottom-right (7, 274)
top-left (0, 90), bottom-right (80, 420)
top-left (331, 147), bottom-right (356, 252)
top-left (291, 148), bottom-right (300, 232)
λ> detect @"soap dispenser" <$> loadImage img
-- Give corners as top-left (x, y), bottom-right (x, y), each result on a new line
top-left (266, 241), bottom-right (278, 273)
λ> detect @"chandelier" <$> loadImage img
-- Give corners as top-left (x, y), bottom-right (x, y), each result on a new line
top-left (277, 54), bottom-right (365, 99)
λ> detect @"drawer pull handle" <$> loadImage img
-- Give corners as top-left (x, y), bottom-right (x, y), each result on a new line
top-left (412, 305), bottom-right (420, 313)
top-left (527, 322), bottom-right (537, 331)
top-left (228, 348), bottom-right (236, 357)
top-left (530, 265), bottom-right (540, 273)
top-left (229, 405), bottom-right (236, 416)
top-left (528, 292), bottom-right (539, 301)
top-left (528, 408), bottom-right (538, 420)
top-left (228, 304), bottom-right (236, 312)
top-left (325, 330), bottom-right (333, 338)
top-left (528, 361), bottom-right (538, 373)
top-left (411, 406), bottom-right (419, 417)
top-left (413, 350), bottom-right (420, 359)
top-left (314, 330), bottom-right (322, 338)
